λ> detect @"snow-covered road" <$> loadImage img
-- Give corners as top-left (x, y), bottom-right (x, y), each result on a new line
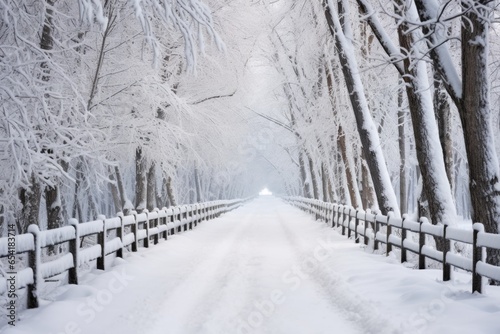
top-left (3, 197), bottom-right (500, 334)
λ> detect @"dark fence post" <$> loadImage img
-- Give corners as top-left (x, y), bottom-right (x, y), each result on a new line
top-left (354, 209), bottom-right (359, 244)
top-left (27, 225), bottom-right (40, 309)
top-left (401, 214), bottom-right (407, 263)
top-left (373, 213), bottom-right (379, 251)
top-left (442, 224), bottom-right (451, 281)
top-left (386, 213), bottom-right (392, 256)
top-left (97, 215), bottom-right (106, 270)
top-left (472, 223), bottom-right (483, 293)
top-left (315, 201), bottom-right (319, 220)
top-left (332, 204), bottom-right (337, 228)
top-left (144, 210), bottom-right (151, 248)
top-left (336, 205), bottom-right (342, 229)
top-left (132, 211), bottom-right (139, 252)
top-left (193, 204), bottom-right (198, 228)
top-left (341, 206), bottom-right (346, 236)
top-left (117, 213), bottom-right (124, 257)
top-left (363, 211), bottom-right (369, 245)
top-left (154, 209), bottom-right (160, 244)
top-left (347, 207), bottom-right (352, 239)
top-left (418, 218), bottom-right (425, 269)
top-left (68, 219), bottom-right (79, 284)
top-left (188, 206), bottom-right (193, 230)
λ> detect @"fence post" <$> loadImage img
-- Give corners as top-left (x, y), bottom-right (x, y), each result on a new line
top-left (333, 204), bottom-right (339, 228)
top-left (188, 205), bottom-right (193, 230)
top-left (154, 209), bottom-right (160, 244)
top-left (418, 218), bottom-right (425, 269)
top-left (347, 207), bottom-right (352, 239)
top-left (183, 206), bottom-right (188, 231)
top-left (354, 209), bottom-right (359, 244)
top-left (386, 213), bottom-right (392, 256)
top-left (363, 211), bottom-right (369, 245)
top-left (68, 219), bottom-right (79, 284)
top-left (193, 204), bottom-right (198, 228)
top-left (442, 224), bottom-right (451, 281)
top-left (132, 211), bottom-right (139, 252)
top-left (331, 204), bottom-right (336, 228)
top-left (341, 206), bottom-right (346, 236)
top-left (116, 213), bottom-right (125, 257)
top-left (97, 214), bottom-right (106, 270)
top-left (161, 209), bottom-right (168, 240)
top-left (472, 223), bottom-right (483, 293)
top-left (373, 213), bottom-right (379, 251)
top-left (27, 225), bottom-right (40, 309)
top-left (169, 209), bottom-right (175, 235)
top-left (401, 214), bottom-right (407, 263)
top-left (144, 210), bottom-right (151, 248)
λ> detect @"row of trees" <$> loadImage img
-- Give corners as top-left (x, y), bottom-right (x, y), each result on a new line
top-left (2, 0), bottom-right (500, 271)
top-left (255, 1), bottom-right (500, 269)
top-left (0, 0), bottom-right (266, 235)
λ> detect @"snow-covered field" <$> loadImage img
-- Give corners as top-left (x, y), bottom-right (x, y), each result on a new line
top-left (2, 197), bottom-right (500, 334)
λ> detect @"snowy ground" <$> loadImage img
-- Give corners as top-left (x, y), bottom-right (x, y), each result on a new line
top-left (2, 196), bottom-right (500, 334)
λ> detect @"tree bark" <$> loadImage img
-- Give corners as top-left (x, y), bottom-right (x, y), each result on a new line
top-left (460, 1), bottom-right (500, 272)
top-left (299, 150), bottom-right (312, 198)
top-left (412, 0), bottom-right (500, 271)
top-left (323, 0), bottom-right (399, 215)
top-left (166, 175), bottom-right (177, 207)
top-left (146, 163), bottom-right (157, 211)
top-left (433, 72), bottom-right (454, 194)
top-left (321, 163), bottom-right (329, 202)
top-left (40, 0), bottom-right (63, 238)
top-left (18, 173), bottom-right (42, 233)
top-left (361, 152), bottom-right (376, 210)
top-left (194, 163), bottom-right (202, 202)
top-left (109, 168), bottom-right (121, 215)
top-left (135, 147), bottom-right (147, 211)
top-left (338, 125), bottom-right (362, 208)
top-left (307, 153), bottom-right (320, 200)
top-left (115, 166), bottom-right (127, 210)
top-left (393, 1), bottom-right (455, 250)
top-left (398, 81), bottom-right (407, 214)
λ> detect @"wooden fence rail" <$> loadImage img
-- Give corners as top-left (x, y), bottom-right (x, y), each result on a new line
top-left (0, 198), bottom-right (250, 308)
top-left (283, 196), bottom-right (500, 294)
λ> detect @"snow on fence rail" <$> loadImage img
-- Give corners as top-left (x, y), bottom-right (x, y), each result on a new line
top-left (0, 198), bottom-right (250, 309)
top-left (283, 196), bottom-right (500, 294)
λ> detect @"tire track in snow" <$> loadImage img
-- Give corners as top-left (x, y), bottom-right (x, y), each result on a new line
top-left (143, 209), bottom-right (257, 334)
top-left (274, 203), bottom-right (402, 334)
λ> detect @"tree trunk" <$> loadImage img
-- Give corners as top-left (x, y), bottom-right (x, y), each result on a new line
top-left (72, 162), bottom-right (84, 222)
top-left (398, 81), bottom-right (407, 214)
top-left (166, 176), bottom-right (177, 207)
top-left (460, 1), bottom-right (500, 273)
top-left (40, 0), bottom-right (63, 236)
top-left (433, 72), bottom-right (454, 194)
top-left (146, 163), bottom-right (156, 211)
top-left (109, 168), bottom-right (122, 215)
top-left (115, 166), bottom-right (127, 210)
top-left (135, 147), bottom-right (147, 211)
top-left (393, 1), bottom-right (455, 251)
top-left (18, 173), bottom-right (42, 233)
top-left (338, 125), bottom-right (362, 208)
top-left (411, 0), bottom-right (500, 272)
top-left (361, 152), bottom-right (376, 210)
top-left (307, 153), bottom-right (319, 200)
top-left (321, 163), bottom-right (329, 202)
top-left (299, 150), bottom-right (312, 198)
top-left (194, 163), bottom-right (202, 202)
top-left (323, 0), bottom-right (399, 215)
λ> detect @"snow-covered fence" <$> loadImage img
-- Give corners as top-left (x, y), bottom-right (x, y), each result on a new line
top-left (283, 196), bottom-right (500, 294)
top-left (0, 198), bottom-right (250, 309)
